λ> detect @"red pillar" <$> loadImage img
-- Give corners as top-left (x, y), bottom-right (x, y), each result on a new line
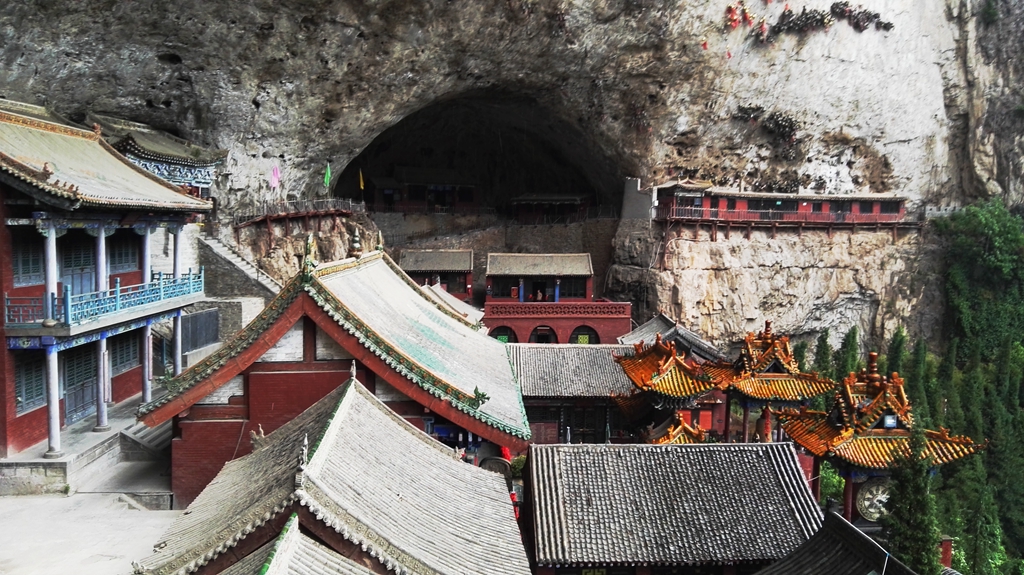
top-left (843, 475), bottom-right (854, 521)
top-left (723, 395), bottom-right (732, 443)
top-left (811, 457), bottom-right (822, 502)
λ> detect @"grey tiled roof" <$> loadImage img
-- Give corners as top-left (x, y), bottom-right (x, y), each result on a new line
top-left (137, 379), bottom-right (530, 575)
top-left (755, 512), bottom-right (916, 575)
top-left (399, 249), bottom-right (473, 272)
top-left (508, 344), bottom-right (635, 397)
top-left (218, 541), bottom-right (274, 575)
top-left (140, 252), bottom-right (530, 442)
top-left (486, 253), bottom-right (593, 276)
top-left (0, 108), bottom-right (212, 212)
top-left (618, 313), bottom-right (727, 362)
top-left (530, 443), bottom-right (823, 566)
top-left (228, 514), bottom-right (376, 575)
top-left (423, 284), bottom-right (485, 325)
top-left (316, 255), bottom-right (528, 438)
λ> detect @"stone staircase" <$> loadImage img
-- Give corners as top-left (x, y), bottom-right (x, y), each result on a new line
top-left (120, 420), bottom-right (173, 461)
top-left (199, 236), bottom-right (282, 295)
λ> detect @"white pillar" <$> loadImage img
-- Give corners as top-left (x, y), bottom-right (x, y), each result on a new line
top-left (44, 222), bottom-right (57, 322)
top-left (96, 224), bottom-right (107, 292)
top-left (93, 338), bottom-right (110, 432)
top-left (140, 227), bottom-right (151, 284)
top-left (42, 346), bottom-right (63, 459)
top-left (173, 312), bottom-right (183, 376)
top-left (173, 228), bottom-right (182, 279)
top-left (142, 324), bottom-right (152, 403)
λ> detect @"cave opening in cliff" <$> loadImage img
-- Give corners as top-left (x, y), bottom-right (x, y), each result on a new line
top-left (333, 92), bottom-right (624, 218)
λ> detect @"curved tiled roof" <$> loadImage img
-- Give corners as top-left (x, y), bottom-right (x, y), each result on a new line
top-left (399, 249), bottom-right (473, 272)
top-left (137, 379), bottom-right (530, 575)
top-left (755, 512), bottom-right (916, 575)
top-left (613, 334), bottom-right (678, 389)
top-left (138, 251), bottom-right (530, 442)
top-left (646, 357), bottom-right (716, 398)
top-left (725, 373), bottom-right (835, 402)
top-left (486, 253), bottom-right (593, 276)
top-left (0, 109), bottom-right (211, 212)
top-left (647, 412), bottom-right (708, 444)
top-left (530, 443), bottom-right (823, 566)
top-left (509, 343), bottom-right (635, 397)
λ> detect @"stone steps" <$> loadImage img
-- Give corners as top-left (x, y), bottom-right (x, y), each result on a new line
top-left (199, 236), bottom-right (282, 294)
top-left (120, 420), bottom-right (173, 461)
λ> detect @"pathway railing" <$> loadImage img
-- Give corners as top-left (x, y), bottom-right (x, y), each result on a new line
top-left (5, 268), bottom-right (205, 327)
top-left (233, 198), bottom-right (366, 227)
top-left (656, 206), bottom-right (904, 224)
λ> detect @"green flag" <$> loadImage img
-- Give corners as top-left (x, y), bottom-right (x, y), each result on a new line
top-left (324, 162), bottom-right (331, 188)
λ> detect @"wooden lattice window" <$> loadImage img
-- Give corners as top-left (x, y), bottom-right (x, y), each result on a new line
top-left (110, 332), bottom-right (140, 375)
top-left (108, 237), bottom-right (139, 274)
top-left (13, 242), bottom-right (44, 287)
top-left (15, 353), bottom-right (46, 414)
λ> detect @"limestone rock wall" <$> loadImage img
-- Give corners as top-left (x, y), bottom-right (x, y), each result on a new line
top-left (1, 0), bottom-right (1021, 346)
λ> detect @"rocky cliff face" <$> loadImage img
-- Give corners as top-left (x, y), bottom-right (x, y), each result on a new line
top-left (1, 0), bottom-right (1020, 346)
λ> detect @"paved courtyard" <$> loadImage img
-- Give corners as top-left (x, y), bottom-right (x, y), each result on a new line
top-left (0, 493), bottom-right (177, 575)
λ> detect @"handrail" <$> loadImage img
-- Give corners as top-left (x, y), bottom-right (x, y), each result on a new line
top-left (655, 206), bottom-right (904, 224)
top-left (5, 268), bottom-right (205, 327)
top-left (233, 198), bottom-right (366, 226)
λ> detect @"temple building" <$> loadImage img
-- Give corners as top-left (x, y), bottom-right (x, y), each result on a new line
top-left (398, 248), bottom-right (474, 303)
top-left (524, 442), bottom-right (823, 575)
top-left (0, 102), bottom-right (211, 460)
top-left (778, 352), bottom-right (984, 525)
top-left (509, 193), bottom-right (589, 224)
top-left (136, 244), bottom-right (530, 506)
top-left (366, 166), bottom-right (479, 214)
top-left (87, 112), bottom-right (226, 199)
top-left (613, 321), bottom-right (833, 446)
top-left (618, 312), bottom-right (728, 363)
top-left (483, 252), bottom-right (631, 344)
top-left (134, 375), bottom-right (530, 575)
top-left (510, 343), bottom-right (639, 444)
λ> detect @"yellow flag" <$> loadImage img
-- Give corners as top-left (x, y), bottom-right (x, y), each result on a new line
top-left (359, 168), bottom-right (365, 190)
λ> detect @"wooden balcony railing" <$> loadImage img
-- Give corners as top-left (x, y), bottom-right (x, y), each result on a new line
top-left (484, 301), bottom-right (631, 318)
top-left (655, 206), bottom-right (904, 224)
top-left (5, 269), bottom-right (204, 327)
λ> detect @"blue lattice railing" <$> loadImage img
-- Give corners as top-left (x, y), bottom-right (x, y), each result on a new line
top-left (4, 268), bottom-right (204, 327)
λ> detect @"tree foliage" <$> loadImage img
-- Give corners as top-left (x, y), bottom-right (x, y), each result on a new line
top-left (884, 426), bottom-right (943, 575)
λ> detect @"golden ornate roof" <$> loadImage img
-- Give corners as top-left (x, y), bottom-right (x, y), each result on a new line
top-left (647, 411), bottom-right (709, 444)
top-left (777, 353), bottom-right (983, 470)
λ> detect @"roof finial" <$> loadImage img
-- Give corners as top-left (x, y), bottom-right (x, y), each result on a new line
top-left (350, 360), bottom-right (357, 381)
top-left (764, 320), bottom-right (772, 338)
top-left (376, 230), bottom-right (384, 251)
top-left (348, 228), bottom-right (363, 258)
top-left (302, 233), bottom-right (318, 279)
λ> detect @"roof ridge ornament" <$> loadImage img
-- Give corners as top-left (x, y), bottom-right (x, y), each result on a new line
top-left (302, 233), bottom-right (319, 280)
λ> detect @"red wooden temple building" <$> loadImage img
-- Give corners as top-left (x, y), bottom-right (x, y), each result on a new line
top-left (397, 248), bottom-right (474, 303)
top-left (613, 321), bottom-right (833, 446)
top-left (136, 242), bottom-right (531, 507)
top-left (0, 101), bottom-right (210, 462)
top-left (482, 252), bottom-right (631, 345)
top-left (778, 352), bottom-right (984, 525)
top-left (650, 178), bottom-right (914, 239)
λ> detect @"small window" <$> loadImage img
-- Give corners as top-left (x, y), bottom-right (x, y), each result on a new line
top-left (109, 332), bottom-right (141, 375)
top-left (108, 237), bottom-right (139, 274)
top-left (812, 202), bottom-right (823, 213)
top-left (490, 277), bottom-right (519, 298)
top-left (559, 277), bottom-right (587, 299)
top-left (457, 187), bottom-right (474, 203)
top-left (570, 326), bottom-right (599, 345)
top-left (859, 201), bottom-right (875, 214)
top-left (13, 242), bottom-right (44, 287)
top-left (490, 326), bottom-right (517, 343)
top-left (15, 353), bottom-right (46, 414)
top-left (727, 198), bottom-right (737, 210)
top-left (880, 201), bottom-right (901, 214)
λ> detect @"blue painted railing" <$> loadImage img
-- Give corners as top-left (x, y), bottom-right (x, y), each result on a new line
top-left (4, 268), bottom-right (204, 327)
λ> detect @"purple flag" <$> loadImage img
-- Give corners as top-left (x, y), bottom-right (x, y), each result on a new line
top-left (270, 165), bottom-right (281, 189)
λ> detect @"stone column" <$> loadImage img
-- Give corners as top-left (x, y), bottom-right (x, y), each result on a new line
top-left (42, 346), bottom-right (63, 458)
top-left (142, 324), bottom-right (153, 403)
top-left (96, 224), bottom-right (107, 292)
top-left (94, 337), bottom-right (110, 432)
top-left (173, 227), bottom-right (183, 279)
top-left (173, 310), bottom-right (183, 376)
top-left (44, 222), bottom-right (58, 322)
